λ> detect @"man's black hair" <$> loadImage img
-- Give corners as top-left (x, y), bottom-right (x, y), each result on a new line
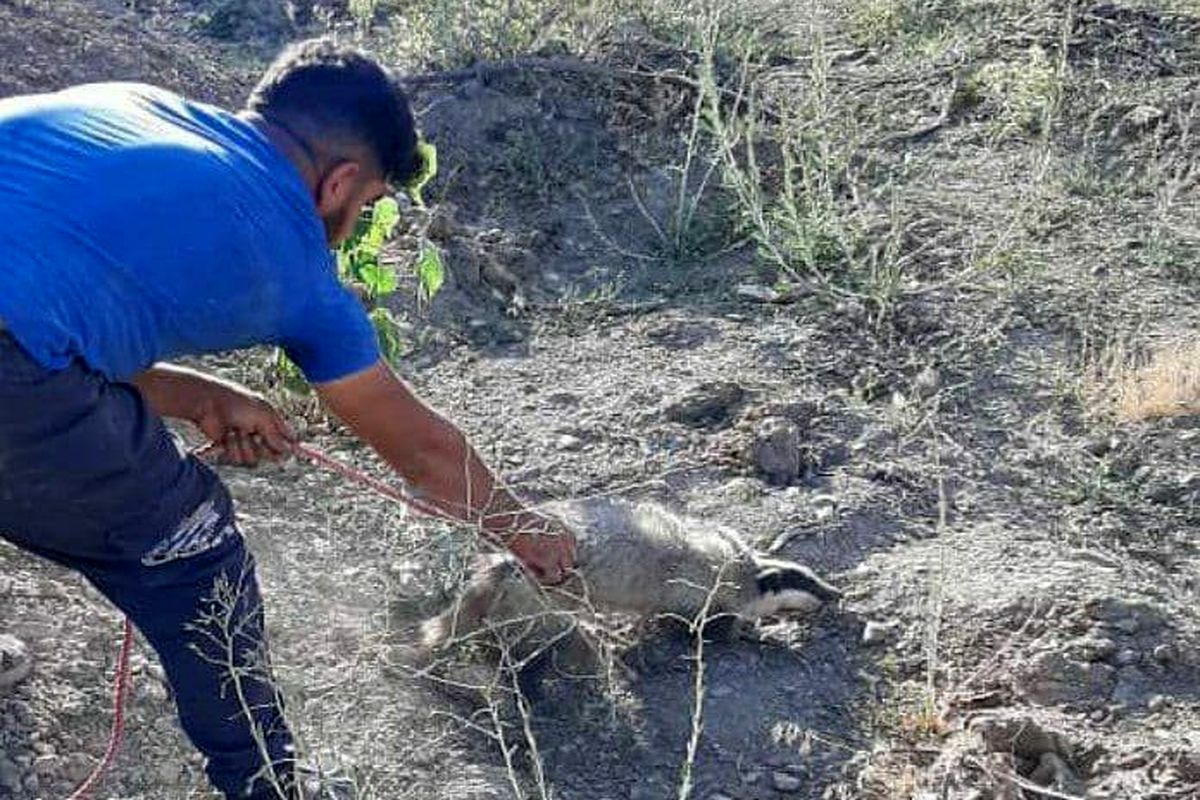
top-left (247, 38), bottom-right (420, 187)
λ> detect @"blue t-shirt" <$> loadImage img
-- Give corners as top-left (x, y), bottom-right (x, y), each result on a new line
top-left (0, 82), bottom-right (380, 383)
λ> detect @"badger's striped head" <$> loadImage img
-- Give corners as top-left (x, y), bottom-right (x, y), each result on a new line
top-left (739, 558), bottom-right (842, 619)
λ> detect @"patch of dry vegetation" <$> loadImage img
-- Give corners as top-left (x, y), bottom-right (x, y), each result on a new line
top-left (1109, 340), bottom-right (1200, 422)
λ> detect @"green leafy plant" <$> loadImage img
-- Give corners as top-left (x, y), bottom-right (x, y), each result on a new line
top-left (339, 195), bottom-right (402, 300)
top-left (406, 140), bottom-right (438, 208)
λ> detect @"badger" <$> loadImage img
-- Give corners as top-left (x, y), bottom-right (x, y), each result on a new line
top-left (419, 497), bottom-right (841, 680)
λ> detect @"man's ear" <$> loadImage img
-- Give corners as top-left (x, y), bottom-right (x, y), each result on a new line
top-left (314, 160), bottom-right (362, 216)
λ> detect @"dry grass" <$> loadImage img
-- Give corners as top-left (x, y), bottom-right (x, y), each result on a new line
top-left (1108, 339), bottom-right (1200, 422)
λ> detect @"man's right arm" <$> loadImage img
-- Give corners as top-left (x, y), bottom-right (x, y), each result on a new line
top-left (132, 363), bottom-right (295, 464)
top-left (314, 360), bottom-right (575, 583)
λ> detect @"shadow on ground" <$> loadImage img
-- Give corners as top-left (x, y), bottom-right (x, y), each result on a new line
top-left (425, 611), bottom-right (871, 800)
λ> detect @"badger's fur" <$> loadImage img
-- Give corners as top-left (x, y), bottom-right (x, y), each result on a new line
top-left (420, 498), bottom-right (840, 674)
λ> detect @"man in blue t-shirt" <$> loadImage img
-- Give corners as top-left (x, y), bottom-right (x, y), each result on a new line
top-left (0, 38), bottom-right (575, 799)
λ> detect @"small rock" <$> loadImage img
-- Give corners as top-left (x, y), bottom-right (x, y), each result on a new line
top-left (1152, 644), bottom-right (1175, 665)
top-left (62, 752), bottom-right (93, 783)
top-left (630, 780), bottom-right (669, 800)
top-left (555, 434), bottom-right (584, 451)
top-left (912, 366), bottom-right (940, 397)
top-left (708, 794), bottom-right (735, 800)
top-left (1123, 104), bottom-right (1164, 129)
top-left (740, 769), bottom-right (762, 785)
top-left (736, 283), bottom-right (780, 302)
top-left (1147, 694), bottom-right (1170, 713)
top-left (862, 620), bottom-right (899, 646)
top-left (772, 771), bottom-right (803, 792)
top-left (1115, 648), bottom-right (1139, 667)
top-left (1067, 635), bottom-right (1117, 662)
top-left (719, 478), bottom-right (762, 502)
top-left (1114, 618), bottom-right (1140, 635)
top-left (546, 391), bottom-right (581, 407)
top-left (32, 754), bottom-right (58, 778)
top-left (158, 761), bottom-right (181, 785)
top-left (0, 756), bottom-right (21, 792)
top-left (970, 713), bottom-right (1068, 760)
top-left (1090, 707), bottom-right (1108, 723)
top-left (1030, 752), bottom-right (1084, 794)
top-left (811, 493), bottom-right (837, 522)
top-left (664, 381), bottom-right (745, 427)
top-left (0, 635), bottom-right (32, 692)
top-left (1085, 434), bottom-right (1120, 457)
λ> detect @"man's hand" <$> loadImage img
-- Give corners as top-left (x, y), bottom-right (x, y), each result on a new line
top-left (494, 512), bottom-right (577, 585)
top-left (193, 383), bottom-right (295, 467)
top-left (133, 364), bottom-right (296, 466)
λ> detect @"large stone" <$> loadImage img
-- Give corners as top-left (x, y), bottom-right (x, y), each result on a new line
top-left (1016, 651), bottom-right (1116, 706)
top-left (970, 713), bottom-right (1071, 760)
top-left (663, 382), bottom-right (745, 427)
top-left (750, 416), bottom-right (806, 485)
top-left (772, 771), bottom-right (803, 792)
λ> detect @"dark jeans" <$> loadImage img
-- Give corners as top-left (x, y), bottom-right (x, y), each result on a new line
top-left (0, 334), bottom-right (294, 799)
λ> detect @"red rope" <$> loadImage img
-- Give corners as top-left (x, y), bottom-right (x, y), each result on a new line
top-left (292, 442), bottom-right (453, 520)
top-left (66, 617), bottom-right (134, 800)
top-left (69, 441), bottom-right (459, 798)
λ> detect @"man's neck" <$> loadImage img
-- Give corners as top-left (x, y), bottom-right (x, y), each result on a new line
top-left (239, 110), bottom-right (319, 192)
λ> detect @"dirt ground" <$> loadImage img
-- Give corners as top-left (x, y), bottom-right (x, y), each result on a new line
top-left (3, 1), bottom-right (1200, 799)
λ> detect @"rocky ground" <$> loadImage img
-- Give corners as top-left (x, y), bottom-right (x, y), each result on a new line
top-left (3, 0), bottom-right (1200, 798)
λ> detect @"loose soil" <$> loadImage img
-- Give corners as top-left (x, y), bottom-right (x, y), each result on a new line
top-left (2, 2), bottom-right (1200, 799)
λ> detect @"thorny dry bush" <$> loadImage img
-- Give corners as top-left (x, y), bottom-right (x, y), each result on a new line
top-left (200, 477), bottom-right (749, 800)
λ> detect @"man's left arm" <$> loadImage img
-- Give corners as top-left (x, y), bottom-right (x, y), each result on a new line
top-left (314, 360), bottom-right (577, 584)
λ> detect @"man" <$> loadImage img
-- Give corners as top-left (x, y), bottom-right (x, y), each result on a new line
top-left (0, 38), bottom-right (575, 799)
